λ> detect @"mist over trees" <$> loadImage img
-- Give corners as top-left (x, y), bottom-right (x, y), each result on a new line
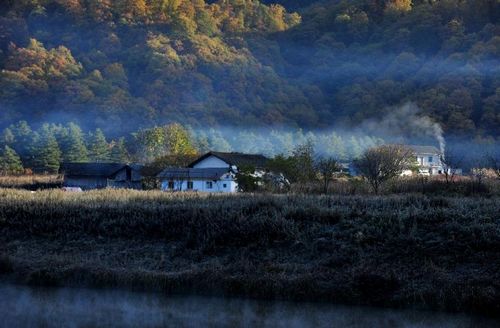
top-left (0, 0), bottom-right (498, 139)
top-left (0, 120), bottom-right (387, 173)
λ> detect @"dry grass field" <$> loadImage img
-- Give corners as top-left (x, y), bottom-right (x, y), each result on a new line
top-left (0, 189), bottom-right (499, 316)
top-left (0, 175), bottom-right (62, 190)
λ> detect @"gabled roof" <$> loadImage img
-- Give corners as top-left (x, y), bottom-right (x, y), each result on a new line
top-left (406, 145), bottom-right (441, 155)
top-left (157, 167), bottom-right (231, 180)
top-left (109, 164), bottom-right (145, 180)
top-left (188, 152), bottom-right (269, 168)
top-left (60, 163), bottom-right (143, 178)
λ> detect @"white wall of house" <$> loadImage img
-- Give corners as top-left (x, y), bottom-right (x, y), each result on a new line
top-left (192, 156), bottom-right (229, 169)
top-left (416, 154), bottom-right (440, 167)
top-left (160, 174), bottom-right (238, 193)
top-left (414, 153), bottom-right (444, 175)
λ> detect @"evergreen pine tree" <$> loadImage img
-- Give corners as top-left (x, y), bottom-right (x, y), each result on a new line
top-left (88, 128), bottom-right (110, 162)
top-left (1, 128), bottom-right (15, 147)
top-left (63, 123), bottom-right (89, 162)
top-left (0, 146), bottom-right (24, 175)
top-left (9, 121), bottom-right (35, 166)
top-left (109, 137), bottom-right (129, 163)
top-left (33, 125), bottom-right (62, 173)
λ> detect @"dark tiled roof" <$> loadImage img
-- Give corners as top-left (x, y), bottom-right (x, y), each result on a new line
top-left (109, 165), bottom-right (145, 181)
top-left (188, 152), bottom-right (269, 168)
top-left (406, 145), bottom-right (441, 155)
top-left (157, 167), bottom-right (230, 180)
top-left (61, 163), bottom-right (142, 177)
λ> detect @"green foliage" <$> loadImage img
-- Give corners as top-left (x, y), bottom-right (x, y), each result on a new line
top-left (235, 164), bottom-right (260, 192)
top-left (6, 121), bottom-right (35, 166)
top-left (109, 137), bottom-right (130, 163)
top-left (266, 141), bottom-right (316, 183)
top-left (290, 141), bottom-right (316, 183)
top-left (0, 145), bottom-right (24, 175)
top-left (32, 124), bottom-right (62, 173)
top-left (0, 0), bottom-right (310, 135)
top-left (1, 128), bottom-right (15, 146)
top-left (88, 128), bottom-right (110, 162)
top-left (63, 123), bottom-right (89, 162)
top-left (0, 0), bottom-right (497, 138)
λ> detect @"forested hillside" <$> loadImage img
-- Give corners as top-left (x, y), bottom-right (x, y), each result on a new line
top-left (0, 0), bottom-right (498, 138)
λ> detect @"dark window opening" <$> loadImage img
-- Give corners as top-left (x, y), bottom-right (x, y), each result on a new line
top-left (187, 181), bottom-right (193, 189)
top-left (168, 181), bottom-right (174, 189)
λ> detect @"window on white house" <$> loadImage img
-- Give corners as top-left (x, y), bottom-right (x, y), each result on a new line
top-left (187, 181), bottom-right (193, 189)
top-left (428, 156), bottom-right (433, 163)
top-left (223, 183), bottom-right (227, 188)
top-left (168, 181), bottom-right (174, 189)
top-left (206, 181), bottom-right (213, 189)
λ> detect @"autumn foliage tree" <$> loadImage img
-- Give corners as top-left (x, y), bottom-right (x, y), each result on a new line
top-left (134, 123), bottom-right (197, 163)
top-left (0, 0), bottom-right (498, 139)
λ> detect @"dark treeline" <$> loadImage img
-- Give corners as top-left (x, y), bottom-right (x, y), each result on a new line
top-left (0, 0), bottom-right (498, 138)
top-left (0, 120), bottom-right (386, 174)
top-left (0, 121), bottom-right (130, 174)
top-left (2, 119), bottom-right (499, 188)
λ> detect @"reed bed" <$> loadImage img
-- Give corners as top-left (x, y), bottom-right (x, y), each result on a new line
top-left (0, 189), bottom-right (499, 316)
top-left (0, 175), bottom-right (62, 190)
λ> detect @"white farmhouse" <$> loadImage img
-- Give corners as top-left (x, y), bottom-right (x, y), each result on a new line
top-left (157, 152), bottom-right (269, 192)
top-left (408, 145), bottom-right (444, 175)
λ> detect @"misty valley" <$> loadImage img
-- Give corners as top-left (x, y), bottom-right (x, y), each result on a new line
top-left (0, 0), bottom-right (499, 327)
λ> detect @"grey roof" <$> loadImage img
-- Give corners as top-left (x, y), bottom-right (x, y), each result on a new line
top-left (61, 163), bottom-right (143, 178)
top-left (157, 167), bottom-right (231, 180)
top-left (188, 151), bottom-right (269, 168)
top-left (406, 145), bottom-right (441, 155)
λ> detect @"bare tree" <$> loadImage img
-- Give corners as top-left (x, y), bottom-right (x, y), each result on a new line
top-left (470, 167), bottom-right (488, 185)
top-left (354, 145), bottom-right (414, 194)
top-left (314, 156), bottom-right (340, 194)
top-left (439, 147), bottom-right (463, 184)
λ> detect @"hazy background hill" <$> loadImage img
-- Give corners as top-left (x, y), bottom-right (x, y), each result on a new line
top-left (0, 0), bottom-right (498, 139)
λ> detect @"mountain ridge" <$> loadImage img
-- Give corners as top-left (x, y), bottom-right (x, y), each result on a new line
top-left (0, 0), bottom-right (498, 138)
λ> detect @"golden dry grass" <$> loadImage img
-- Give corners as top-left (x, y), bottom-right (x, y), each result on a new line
top-left (0, 175), bottom-right (62, 189)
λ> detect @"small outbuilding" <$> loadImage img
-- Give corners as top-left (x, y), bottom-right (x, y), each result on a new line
top-left (60, 163), bottom-right (144, 190)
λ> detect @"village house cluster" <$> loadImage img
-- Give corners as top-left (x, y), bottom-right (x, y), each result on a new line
top-left (61, 146), bottom-right (456, 192)
top-left (61, 151), bottom-right (270, 192)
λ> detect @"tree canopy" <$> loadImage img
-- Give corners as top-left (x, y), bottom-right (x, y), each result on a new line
top-left (0, 0), bottom-right (498, 139)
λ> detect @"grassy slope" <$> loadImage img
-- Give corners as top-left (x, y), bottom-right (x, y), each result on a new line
top-left (0, 189), bottom-right (499, 316)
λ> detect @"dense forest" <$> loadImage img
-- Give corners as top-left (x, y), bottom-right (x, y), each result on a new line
top-left (0, 0), bottom-right (499, 139)
top-left (0, 120), bottom-right (385, 173)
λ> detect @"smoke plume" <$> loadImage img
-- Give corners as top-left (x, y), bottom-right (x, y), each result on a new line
top-left (360, 102), bottom-right (446, 154)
